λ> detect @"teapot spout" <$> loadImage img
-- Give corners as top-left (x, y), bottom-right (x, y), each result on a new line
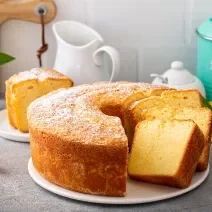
top-left (150, 74), bottom-right (168, 84)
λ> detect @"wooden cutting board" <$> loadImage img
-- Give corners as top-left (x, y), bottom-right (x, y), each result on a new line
top-left (0, 0), bottom-right (56, 24)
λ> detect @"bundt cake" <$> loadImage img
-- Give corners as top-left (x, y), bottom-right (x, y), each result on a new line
top-left (27, 82), bottom-right (205, 196)
top-left (128, 119), bottom-right (204, 188)
top-left (141, 106), bottom-right (212, 171)
top-left (6, 68), bottom-right (73, 132)
top-left (27, 82), bottom-right (169, 197)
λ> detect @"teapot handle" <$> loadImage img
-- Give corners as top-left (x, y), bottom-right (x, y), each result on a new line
top-left (93, 46), bottom-right (120, 82)
top-left (150, 73), bottom-right (168, 84)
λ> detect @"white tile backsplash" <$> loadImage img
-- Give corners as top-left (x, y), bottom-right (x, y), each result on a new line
top-left (118, 48), bottom-right (138, 81)
top-left (0, 0), bottom-right (211, 91)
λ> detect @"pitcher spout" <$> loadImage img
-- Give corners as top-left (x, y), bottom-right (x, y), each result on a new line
top-left (53, 20), bottom-right (104, 49)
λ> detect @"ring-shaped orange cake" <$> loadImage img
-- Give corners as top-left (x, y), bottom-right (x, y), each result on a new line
top-left (27, 82), bottom-right (168, 196)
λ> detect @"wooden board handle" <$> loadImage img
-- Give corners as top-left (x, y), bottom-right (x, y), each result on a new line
top-left (0, 0), bottom-right (56, 24)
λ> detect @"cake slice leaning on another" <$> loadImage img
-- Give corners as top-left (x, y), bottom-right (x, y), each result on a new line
top-left (6, 68), bottom-right (73, 133)
top-left (141, 107), bottom-right (212, 172)
top-left (128, 119), bottom-right (204, 188)
top-left (124, 89), bottom-right (203, 148)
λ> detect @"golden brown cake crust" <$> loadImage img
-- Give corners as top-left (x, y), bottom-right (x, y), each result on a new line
top-left (175, 124), bottom-right (204, 187)
top-left (196, 108), bottom-right (212, 171)
top-left (27, 82), bottom-right (168, 196)
top-left (30, 127), bottom-right (128, 196)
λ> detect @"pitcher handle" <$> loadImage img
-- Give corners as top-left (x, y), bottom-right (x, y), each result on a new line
top-left (93, 46), bottom-right (120, 82)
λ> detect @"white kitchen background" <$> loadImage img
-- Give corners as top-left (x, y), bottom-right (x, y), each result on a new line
top-left (0, 0), bottom-right (211, 92)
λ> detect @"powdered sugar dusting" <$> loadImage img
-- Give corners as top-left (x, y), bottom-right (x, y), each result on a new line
top-left (6, 68), bottom-right (70, 84)
top-left (28, 82), bottom-right (168, 145)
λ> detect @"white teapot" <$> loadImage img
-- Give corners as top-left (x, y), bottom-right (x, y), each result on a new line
top-left (150, 61), bottom-right (206, 97)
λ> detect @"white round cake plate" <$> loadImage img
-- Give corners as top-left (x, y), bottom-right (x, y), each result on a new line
top-left (0, 109), bottom-right (29, 142)
top-left (28, 158), bottom-right (209, 205)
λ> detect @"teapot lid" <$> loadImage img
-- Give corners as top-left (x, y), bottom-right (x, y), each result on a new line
top-left (196, 17), bottom-right (212, 40)
top-left (163, 61), bottom-right (195, 85)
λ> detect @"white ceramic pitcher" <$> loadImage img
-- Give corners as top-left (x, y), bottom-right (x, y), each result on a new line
top-left (53, 20), bottom-right (120, 85)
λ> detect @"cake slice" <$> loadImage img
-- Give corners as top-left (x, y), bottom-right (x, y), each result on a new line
top-left (124, 89), bottom-right (203, 147)
top-left (122, 87), bottom-right (169, 146)
top-left (161, 89), bottom-right (203, 108)
top-left (6, 68), bottom-right (73, 132)
top-left (124, 96), bottom-right (166, 147)
top-left (122, 86), bottom-right (170, 112)
top-left (128, 119), bottom-right (204, 188)
top-left (142, 107), bottom-right (212, 171)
